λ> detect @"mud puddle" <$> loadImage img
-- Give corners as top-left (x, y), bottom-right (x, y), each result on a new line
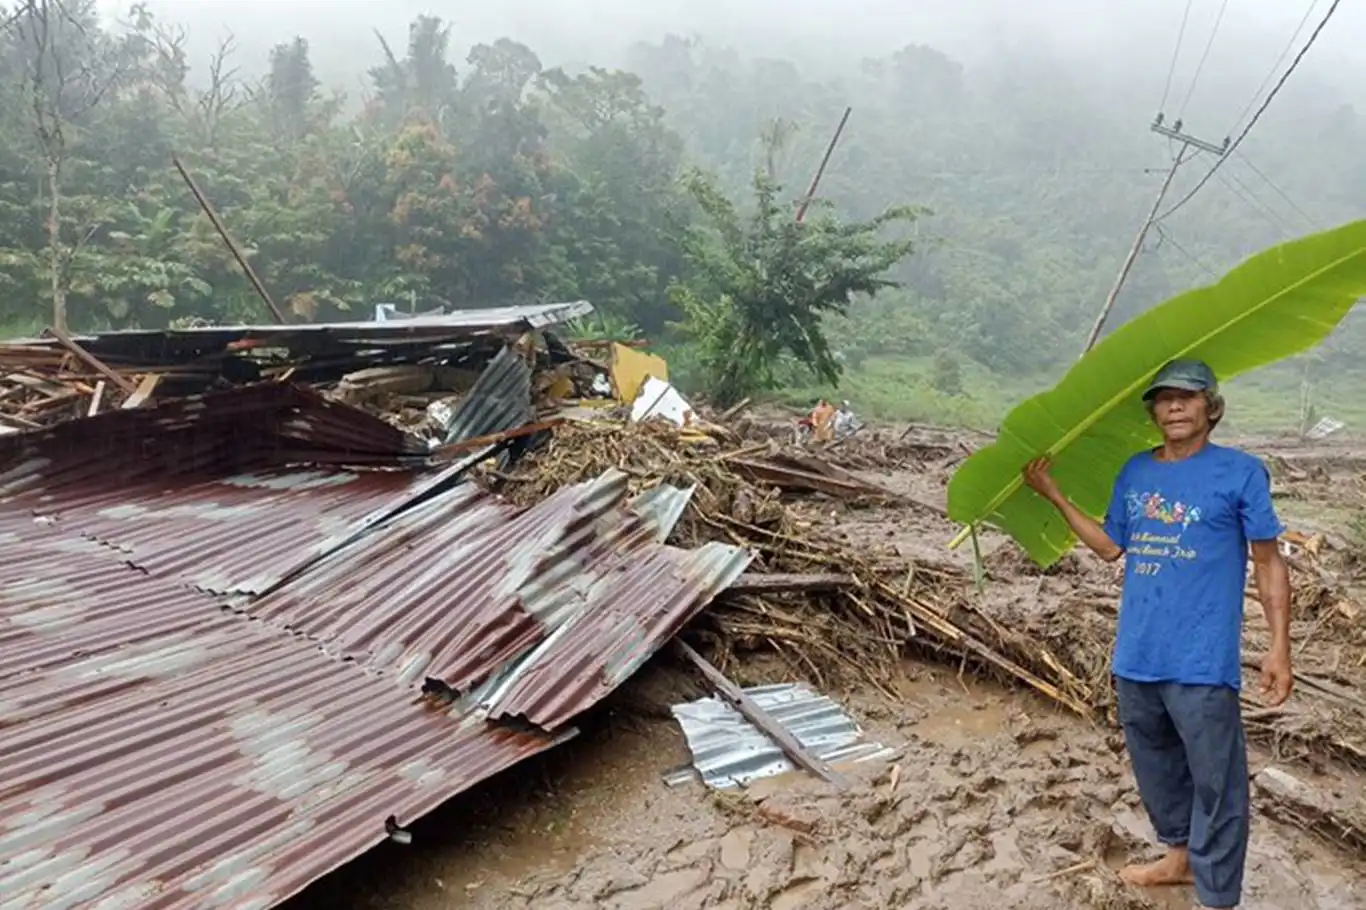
top-left (283, 661), bottom-right (1364, 910)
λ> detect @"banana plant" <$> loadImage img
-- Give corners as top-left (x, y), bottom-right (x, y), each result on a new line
top-left (947, 219), bottom-right (1366, 567)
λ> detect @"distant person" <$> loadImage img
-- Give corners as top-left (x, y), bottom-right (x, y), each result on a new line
top-left (1021, 358), bottom-right (1292, 910)
top-left (809, 399), bottom-right (837, 442)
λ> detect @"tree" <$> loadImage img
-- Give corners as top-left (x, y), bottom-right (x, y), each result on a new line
top-left (670, 168), bottom-right (920, 406)
top-left (10, 0), bottom-right (145, 331)
top-left (536, 66), bottom-right (690, 329)
top-left (369, 15), bottom-right (460, 130)
top-left (266, 37), bottom-right (320, 142)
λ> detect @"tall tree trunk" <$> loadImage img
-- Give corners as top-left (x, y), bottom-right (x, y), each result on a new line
top-left (45, 156), bottom-right (66, 333)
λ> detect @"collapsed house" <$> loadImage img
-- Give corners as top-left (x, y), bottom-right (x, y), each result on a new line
top-left (0, 381), bottom-right (750, 909)
top-left (0, 302), bottom-right (760, 908)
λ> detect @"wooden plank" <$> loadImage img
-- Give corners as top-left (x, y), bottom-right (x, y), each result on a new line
top-left (674, 639), bottom-right (848, 789)
top-left (728, 572), bottom-right (855, 594)
top-left (121, 374), bottom-right (162, 409)
top-left (44, 326), bottom-right (137, 395)
top-left (430, 418), bottom-right (564, 460)
top-left (87, 380), bottom-right (106, 416)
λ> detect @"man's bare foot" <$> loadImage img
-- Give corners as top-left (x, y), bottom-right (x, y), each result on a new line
top-left (1119, 848), bottom-right (1194, 887)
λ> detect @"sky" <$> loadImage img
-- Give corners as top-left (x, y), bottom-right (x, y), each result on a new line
top-left (103, 0), bottom-right (1361, 108)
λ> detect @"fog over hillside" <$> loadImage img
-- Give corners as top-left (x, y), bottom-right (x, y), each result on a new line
top-left (109, 0), bottom-right (1363, 107)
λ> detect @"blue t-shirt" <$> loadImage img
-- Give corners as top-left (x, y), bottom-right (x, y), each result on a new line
top-left (1102, 443), bottom-right (1283, 690)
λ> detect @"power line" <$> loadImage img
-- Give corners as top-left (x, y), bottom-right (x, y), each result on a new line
top-left (1230, 0), bottom-right (1320, 134)
top-left (1155, 224), bottom-right (1219, 277)
top-left (1216, 170), bottom-right (1292, 238)
top-left (1178, 0), bottom-right (1231, 118)
top-left (1156, 0), bottom-right (1342, 224)
top-left (1235, 151), bottom-right (1319, 230)
top-left (1158, 0), bottom-right (1195, 114)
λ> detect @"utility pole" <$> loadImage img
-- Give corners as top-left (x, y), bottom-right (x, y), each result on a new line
top-left (1080, 116), bottom-right (1228, 355)
top-left (795, 106), bottom-right (852, 223)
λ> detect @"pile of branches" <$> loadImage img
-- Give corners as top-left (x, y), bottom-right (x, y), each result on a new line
top-left (489, 419), bottom-right (1099, 714)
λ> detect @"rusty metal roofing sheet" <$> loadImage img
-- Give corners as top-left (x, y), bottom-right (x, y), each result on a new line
top-left (0, 382), bottom-right (427, 490)
top-left (0, 517), bottom-right (565, 910)
top-left (2, 464), bottom-right (427, 597)
top-left (247, 470), bottom-right (752, 710)
top-left (477, 540), bottom-right (753, 730)
top-left (0, 392), bottom-right (752, 909)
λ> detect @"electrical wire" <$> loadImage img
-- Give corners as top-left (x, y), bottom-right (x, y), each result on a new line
top-left (1158, 0), bottom-right (1195, 114)
top-left (1215, 170), bottom-right (1292, 238)
top-left (1156, 0), bottom-right (1342, 224)
top-left (1156, 224), bottom-right (1219, 277)
top-left (1230, 0), bottom-right (1320, 134)
top-left (1178, 0), bottom-right (1231, 118)
top-left (1235, 152), bottom-right (1319, 230)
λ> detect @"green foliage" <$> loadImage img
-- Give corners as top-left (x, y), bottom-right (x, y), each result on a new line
top-left (670, 169), bottom-right (919, 406)
top-left (947, 220), bottom-right (1366, 567)
top-left (0, 8), bottom-right (1360, 436)
top-left (562, 313), bottom-right (642, 343)
top-left (928, 351), bottom-right (964, 397)
top-left (0, 8), bottom-right (703, 331)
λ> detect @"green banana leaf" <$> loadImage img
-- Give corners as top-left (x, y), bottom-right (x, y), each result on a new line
top-left (947, 219), bottom-right (1366, 567)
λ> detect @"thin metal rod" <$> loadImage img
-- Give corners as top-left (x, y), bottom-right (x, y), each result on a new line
top-left (171, 153), bottom-right (287, 324)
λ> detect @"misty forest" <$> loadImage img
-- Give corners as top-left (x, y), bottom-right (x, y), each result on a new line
top-left (1, 1), bottom-right (1362, 427)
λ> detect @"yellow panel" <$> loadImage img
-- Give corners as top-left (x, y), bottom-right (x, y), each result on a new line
top-left (610, 343), bottom-right (670, 405)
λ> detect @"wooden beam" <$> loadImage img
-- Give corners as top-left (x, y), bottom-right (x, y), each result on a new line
top-left (727, 572), bottom-right (855, 594)
top-left (674, 639), bottom-right (847, 789)
top-left (44, 326), bottom-right (137, 395)
top-left (430, 418), bottom-right (564, 460)
top-left (121, 374), bottom-right (162, 409)
top-left (86, 380), bottom-right (106, 416)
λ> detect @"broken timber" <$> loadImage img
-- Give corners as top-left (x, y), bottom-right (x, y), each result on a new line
top-left (45, 326), bottom-right (137, 395)
top-left (674, 639), bottom-right (848, 790)
top-left (728, 572), bottom-right (855, 595)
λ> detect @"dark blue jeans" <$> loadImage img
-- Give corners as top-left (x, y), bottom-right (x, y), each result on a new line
top-left (1115, 678), bottom-right (1249, 909)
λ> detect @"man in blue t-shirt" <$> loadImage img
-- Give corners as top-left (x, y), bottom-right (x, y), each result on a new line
top-left (1022, 358), bottom-right (1293, 910)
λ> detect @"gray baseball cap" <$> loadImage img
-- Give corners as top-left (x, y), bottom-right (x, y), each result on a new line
top-left (1142, 358), bottom-right (1218, 401)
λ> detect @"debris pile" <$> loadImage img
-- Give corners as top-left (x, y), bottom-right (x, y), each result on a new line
top-left (490, 419), bottom-right (1098, 715)
top-left (0, 302), bottom-right (607, 438)
top-left (4, 303), bottom-right (1365, 863)
top-left (492, 415), bottom-right (1366, 795)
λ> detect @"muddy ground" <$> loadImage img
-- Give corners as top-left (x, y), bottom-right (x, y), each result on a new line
top-left (284, 660), bottom-right (1364, 910)
top-left (283, 426), bottom-right (1366, 910)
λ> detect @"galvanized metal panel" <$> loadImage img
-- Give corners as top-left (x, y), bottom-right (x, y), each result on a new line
top-left (667, 683), bottom-right (899, 789)
top-left (436, 345), bottom-right (534, 444)
top-left (5, 302), bottom-right (595, 363)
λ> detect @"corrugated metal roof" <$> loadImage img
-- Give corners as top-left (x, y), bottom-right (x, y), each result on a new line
top-left (4, 302), bottom-right (594, 364)
top-left (478, 541), bottom-right (752, 730)
top-left (249, 470), bottom-right (754, 716)
top-left (665, 683), bottom-right (899, 789)
top-left (0, 516), bottom-right (566, 910)
top-left (0, 382), bottom-right (428, 489)
top-left (435, 345), bottom-right (534, 444)
top-left (0, 401), bottom-right (752, 908)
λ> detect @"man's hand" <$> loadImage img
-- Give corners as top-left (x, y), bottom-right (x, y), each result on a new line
top-left (1260, 647), bottom-right (1293, 707)
top-left (1023, 456), bottom-right (1062, 504)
